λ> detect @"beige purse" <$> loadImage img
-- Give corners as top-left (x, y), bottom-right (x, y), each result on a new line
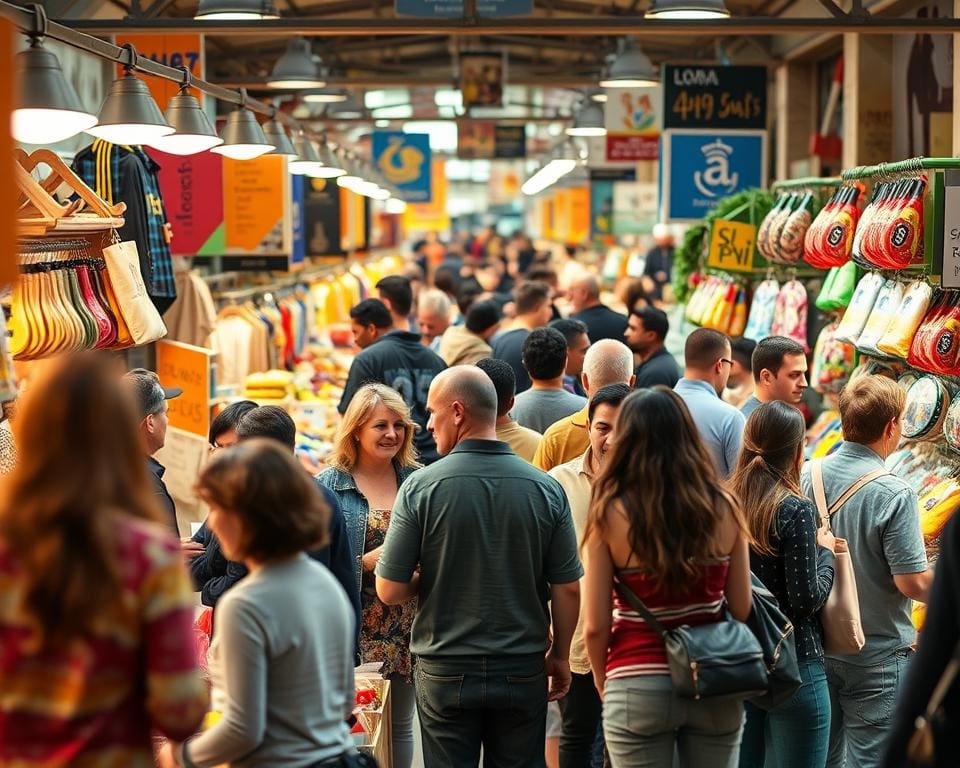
top-left (101, 238), bottom-right (167, 346)
top-left (811, 459), bottom-right (887, 655)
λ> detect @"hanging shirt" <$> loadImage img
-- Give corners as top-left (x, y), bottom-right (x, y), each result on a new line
top-left (72, 141), bottom-right (176, 301)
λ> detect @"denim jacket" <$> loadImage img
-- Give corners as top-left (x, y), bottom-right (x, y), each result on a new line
top-left (316, 464), bottom-right (417, 598)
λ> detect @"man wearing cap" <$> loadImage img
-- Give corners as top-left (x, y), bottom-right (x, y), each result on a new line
top-left (123, 368), bottom-right (181, 534)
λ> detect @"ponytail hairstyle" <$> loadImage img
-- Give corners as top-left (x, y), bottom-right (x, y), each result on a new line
top-left (728, 401), bottom-right (807, 555)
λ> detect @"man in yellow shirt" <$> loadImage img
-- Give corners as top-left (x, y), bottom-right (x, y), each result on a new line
top-left (475, 357), bottom-right (541, 462)
top-left (533, 339), bottom-right (635, 471)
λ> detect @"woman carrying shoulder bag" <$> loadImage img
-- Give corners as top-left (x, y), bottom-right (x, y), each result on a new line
top-left (582, 387), bottom-right (753, 768)
top-left (730, 402), bottom-right (836, 768)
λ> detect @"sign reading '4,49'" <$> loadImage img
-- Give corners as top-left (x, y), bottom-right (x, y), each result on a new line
top-left (661, 130), bottom-right (767, 222)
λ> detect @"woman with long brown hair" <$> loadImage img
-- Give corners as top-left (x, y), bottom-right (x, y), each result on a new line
top-left (730, 401), bottom-right (835, 768)
top-left (582, 386), bottom-right (752, 768)
top-left (0, 353), bottom-right (207, 767)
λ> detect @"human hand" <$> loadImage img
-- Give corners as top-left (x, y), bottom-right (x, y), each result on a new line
top-left (362, 545), bottom-right (383, 573)
top-left (545, 652), bottom-right (571, 702)
top-left (155, 742), bottom-right (179, 768)
top-left (817, 526), bottom-right (836, 553)
top-left (592, 671), bottom-right (606, 701)
top-left (180, 538), bottom-right (205, 561)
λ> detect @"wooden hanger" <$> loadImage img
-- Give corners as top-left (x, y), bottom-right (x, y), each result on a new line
top-left (15, 162), bottom-right (75, 225)
top-left (18, 149), bottom-right (126, 218)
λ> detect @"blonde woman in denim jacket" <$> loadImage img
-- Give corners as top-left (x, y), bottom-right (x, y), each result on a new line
top-left (317, 383), bottom-right (421, 768)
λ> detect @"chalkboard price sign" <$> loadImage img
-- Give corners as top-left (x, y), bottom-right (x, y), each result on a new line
top-left (663, 65), bottom-right (767, 130)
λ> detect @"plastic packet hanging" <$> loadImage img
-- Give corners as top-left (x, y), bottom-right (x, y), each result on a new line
top-left (834, 272), bottom-right (884, 345)
top-left (875, 280), bottom-right (933, 360)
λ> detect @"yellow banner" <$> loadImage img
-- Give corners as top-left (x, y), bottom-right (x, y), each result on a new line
top-left (223, 155), bottom-right (288, 252)
top-left (707, 220), bottom-right (759, 273)
top-left (403, 160), bottom-right (450, 233)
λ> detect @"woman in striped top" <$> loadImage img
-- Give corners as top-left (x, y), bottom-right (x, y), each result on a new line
top-left (0, 353), bottom-right (208, 767)
top-left (583, 387), bottom-right (753, 768)
top-left (730, 402), bottom-right (835, 768)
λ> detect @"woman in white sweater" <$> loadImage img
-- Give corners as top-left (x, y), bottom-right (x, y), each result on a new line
top-left (160, 439), bottom-right (361, 768)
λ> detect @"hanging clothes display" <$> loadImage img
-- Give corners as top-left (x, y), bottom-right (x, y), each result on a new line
top-left (72, 140), bottom-right (177, 313)
top-left (163, 270), bottom-right (218, 348)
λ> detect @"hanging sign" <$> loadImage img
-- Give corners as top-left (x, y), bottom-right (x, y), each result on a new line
top-left (460, 52), bottom-right (504, 108)
top-left (494, 125), bottom-right (526, 158)
top-left (403, 160), bottom-right (450, 233)
top-left (707, 219), bottom-right (760, 273)
top-left (114, 34), bottom-right (205, 108)
top-left (458, 122), bottom-right (496, 159)
top-left (605, 87), bottom-right (661, 162)
top-left (303, 176), bottom-right (344, 256)
top-left (663, 64), bottom-right (767, 130)
top-left (397, 0), bottom-right (532, 15)
top-left (151, 148), bottom-right (225, 257)
top-left (662, 130), bottom-right (767, 222)
top-left (221, 155), bottom-right (293, 270)
top-left (373, 131), bottom-right (432, 202)
top-left (291, 174), bottom-right (305, 270)
top-left (590, 168), bottom-right (636, 239)
top-left (941, 171), bottom-right (960, 288)
top-left (155, 339), bottom-right (213, 439)
top-left (612, 181), bottom-right (659, 235)
top-left (488, 162), bottom-right (523, 205)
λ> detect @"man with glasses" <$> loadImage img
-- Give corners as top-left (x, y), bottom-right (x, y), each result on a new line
top-left (673, 328), bottom-right (745, 478)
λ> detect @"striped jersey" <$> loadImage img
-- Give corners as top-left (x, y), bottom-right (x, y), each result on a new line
top-left (606, 560), bottom-right (730, 680)
top-left (0, 516), bottom-right (207, 767)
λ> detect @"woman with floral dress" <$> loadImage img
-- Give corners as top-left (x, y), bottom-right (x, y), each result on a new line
top-left (317, 383), bottom-right (420, 768)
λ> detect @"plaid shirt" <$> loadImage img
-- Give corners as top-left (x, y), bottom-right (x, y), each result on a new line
top-left (72, 140), bottom-right (176, 299)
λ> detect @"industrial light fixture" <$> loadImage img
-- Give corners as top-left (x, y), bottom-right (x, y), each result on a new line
top-left (599, 39), bottom-right (659, 88)
top-left (150, 74), bottom-right (222, 155)
top-left (262, 117), bottom-right (298, 157)
top-left (195, 0), bottom-right (277, 20)
top-left (87, 47), bottom-right (173, 146)
top-left (327, 92), bottom-right (365, 119)
top-left (646, 0), bottom-right (730, 18)
top-left (303, 85), bottom-right (349, 104)
top-left (385, 197), bottom-right (407, 215)
top-left (211, 99), bottom-right (275, 160)
top-left (13, 8), bottom-right (98, 144)
top-left (267, 37), bottom-right (325, 89)
top-left (587, 87), bottom-right (608, 103)
top-left (289, 131), bottom-right (321, 174)
top-left (522, 143), bottom-right (579, 196)
top-left (566, 101), bottom-right (607, 137)
top-left (308, 143), bottom-right (347, 178)
top-left (337, 155), bottom-right (364, 189)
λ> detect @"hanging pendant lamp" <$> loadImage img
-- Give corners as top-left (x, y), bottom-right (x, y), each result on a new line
top-left (289, 132), bottom-right (322, 174)
top-left (646, 0), bottom-right (730, 18)
top-left (309, 143), bottom-right (347, 178)
top-left (151, 79), bottom-right (222, 155)
top-left (195, 0), bottom-right (277, 20)
top-left (566, 101), bottom-right (607, 137)
top-left (328, 93), bottom-right (365, 119)
top-left (303, 85), bottom-right (349, 104)
top-left (13, 9), bottom-right (98, 145)
top-left (599, 39), bottom-right (658, 88)
top-left (87, 46), bottom-right (173, 146)
top-left (268, 37), bottom-right (325, 89)
top-left (263, 119), bottom-right (298, 157)
top-left (211, 101), bottom-right (275, 160)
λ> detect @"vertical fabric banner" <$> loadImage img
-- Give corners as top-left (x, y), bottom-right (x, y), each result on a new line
top-left (373, 131), bottom-right (432, 203)
top-left (403, 160), bottom-right (450, 233)
top-left (223, 155), bottom-right (290, 253)
top-left (151, 148), bottom-right (224, 256)
top-left (304, 176), bottom-right (343, 256)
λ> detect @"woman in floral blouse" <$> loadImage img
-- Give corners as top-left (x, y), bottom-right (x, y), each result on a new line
top-left (317, 383), bottom-right (420, 768)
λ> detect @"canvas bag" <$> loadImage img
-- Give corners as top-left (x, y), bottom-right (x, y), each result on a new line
top-left (101, 238), bottom-right (167, 346)
top-left (810, 459), bottom-right (887, 655)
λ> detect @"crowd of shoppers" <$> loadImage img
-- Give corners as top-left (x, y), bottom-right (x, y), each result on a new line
top-left (1, 231), bottom-right (956, 768)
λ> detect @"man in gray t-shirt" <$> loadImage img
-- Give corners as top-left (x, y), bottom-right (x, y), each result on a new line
top-left (510, 326), bottom-right (587, 434)
top-left (801, 375), bottom-right (932, 768)
top-left (376, 366), bottom-right (582, 768)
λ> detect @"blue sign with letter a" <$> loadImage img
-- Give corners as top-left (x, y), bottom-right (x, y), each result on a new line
top-left (662, 129), bottom-right (767, 222)
top-left (372, 131), bottom-right (432, 203)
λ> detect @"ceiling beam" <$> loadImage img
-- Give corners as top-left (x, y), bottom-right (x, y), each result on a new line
top-left (62, 15), bottom-right (960, 34)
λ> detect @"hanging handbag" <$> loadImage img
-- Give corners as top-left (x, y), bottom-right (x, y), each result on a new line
top-left (906, 638), bottom-right (960, 766)
top-left (810, 459), bottom-right (886, 655)
top-left (101, 235), bottom-right (167, 346)
top-left (746, 573), bottom-right (803, 711)
top-left (613, 572), bottom-right (768, 701)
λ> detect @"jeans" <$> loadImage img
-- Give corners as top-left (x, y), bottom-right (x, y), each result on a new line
top-left (825, 649), bottom-right (913, 768)
top-left (414, 653), bottom-right (547, 768)
top-left (739, 659), bottom-right (831, 768)
top-left (388, 674), bottom-right (416, 768)
top-left (559, 671), bottom-right (605, 768)
top-left (602, 675), bottom-right (744, 768)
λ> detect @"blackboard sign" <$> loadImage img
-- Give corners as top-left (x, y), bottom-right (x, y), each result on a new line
top-left (303, 176), bottom-right (344, 257)
top-left (663, 65), bottom-right (767, 130)
top-left (494, 125), bottom-right (526, 158)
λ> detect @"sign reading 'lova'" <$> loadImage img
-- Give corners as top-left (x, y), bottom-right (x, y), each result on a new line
top-left (663, 65), bottom-right (767, 130)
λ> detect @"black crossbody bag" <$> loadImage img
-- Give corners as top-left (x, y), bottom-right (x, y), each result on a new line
top-left (614, 572), bottom-right (769, 701)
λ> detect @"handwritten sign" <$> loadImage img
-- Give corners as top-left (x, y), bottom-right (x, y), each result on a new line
top-left (156, 339), bottom-right (213, 438)
top-left (663, 65), bottom-right (766, 130)
top-left (707, 220), bottom-right (759, 273)
top-left (942, 174), bottom-right (960, 289)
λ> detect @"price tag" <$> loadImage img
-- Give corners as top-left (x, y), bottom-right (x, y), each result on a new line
top-left (942, 174), bottom-right (960, 289)
top-left (707, 220), bottom-right (759, 273)
top-left (156, 340), bottom-right (213, 438)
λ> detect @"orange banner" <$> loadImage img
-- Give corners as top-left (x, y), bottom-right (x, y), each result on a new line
top-left (223, 155), bottom-right (288, 252)
top-left (568, 187), bottom-right (590, 244)
top-left (155, 339), bottom-right (212, 438)
top-left (114, 34), bottom-right (204, 108)
top-left (0, 20), bottom-right (16, 286)
top-left (403, 160), bottom-right (450, 233)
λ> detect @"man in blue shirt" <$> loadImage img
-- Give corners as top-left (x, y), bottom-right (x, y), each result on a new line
top-left (673, 328), bottom-right (745, 478)
top-left (801, 375), bottom-right (932, 768)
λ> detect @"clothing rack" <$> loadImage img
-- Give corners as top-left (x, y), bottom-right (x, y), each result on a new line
top-left (771, 176), bottom-right (843, 191)
top-left (841, 156), bottom-right (960, 182)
